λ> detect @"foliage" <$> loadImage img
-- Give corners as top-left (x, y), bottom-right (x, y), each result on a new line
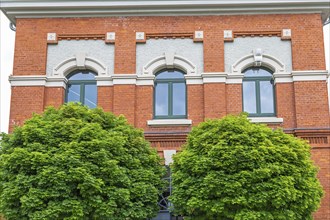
top-left (0, 103), bottom-right (165, 220)
top-left (170, 114), bottom-right (323, 220)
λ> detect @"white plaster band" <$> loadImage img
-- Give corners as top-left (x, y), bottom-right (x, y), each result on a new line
top-left (9, 70), bottom-right (329, 88)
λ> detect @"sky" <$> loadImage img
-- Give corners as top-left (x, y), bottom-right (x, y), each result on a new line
top-left (0, 12), bottom-right (329, 133)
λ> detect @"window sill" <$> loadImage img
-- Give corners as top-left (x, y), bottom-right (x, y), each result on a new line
top-left (147, 119), bottom-right (192, 126)
top-left (248, 117), bottom-right (283, 124)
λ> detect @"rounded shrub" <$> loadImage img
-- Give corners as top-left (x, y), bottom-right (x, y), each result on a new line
top-left (171, 114), bottom-right (323, 220)
top-left (0, 103), bottom-right (165, 220)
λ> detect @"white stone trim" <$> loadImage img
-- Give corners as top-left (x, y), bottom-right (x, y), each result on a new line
top-left (224, 30), bottom-right (233, 39)
top-left (106, 32), bottom-right (115, 41)
top-left (9, 75), bottom-right (46, 86)
top-left (292, 70), bottom-right (329, 81)
top-left (136, 32), bottom-right (145, 40)
top-left (46, 77), bottom-right (67, 88)
top-left (112, 74), bottom-right (137, 85)
top-left (202, 72), bottom-right (227, 83)
top-left (47, 33), bottom-right (56, 41)
top-left (147, 119), bottom-right (192, 126)
top-left (248, 117), bottom-right (284, 123)
top-left (9, 75), bottom-right (68, 88)
top-left (194, 31), bottom-right (204, 40)
top-left (273, 73), bottom-right (293, 83)
top-left (3, 1), bottom-right (329, 24)
top-left (52, 55), bottom-right (108, 77)
top-left (226, 74), bottom-right (243, 84)
top-left (9, 70), bottom-right (329, 88)
top-left (95, 76), bottom-right (113, 86)
top-left (185, 75), bottom-right (203, 85)
top-left (143, 53), bottom-right (197, 76)
top-left (136, 75), bottom-right (155, 86)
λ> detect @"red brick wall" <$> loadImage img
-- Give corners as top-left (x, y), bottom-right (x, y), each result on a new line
top-left (112, 85), bottom-right (136, 124)
top-left (44, 87), bottom-right (65, 109)
top-left (226, 84), bottom-right (242, 115)
top-left (312, 147), bottom-right (330, 220)
top-left (98, 86), bottom-right (113, 112)
top-left (9, 87), bottom-right (45, 132)
top-left (135, 86), bottom-right (153, 129)
top-left (187, 84), bottom-right (204, 126)
top-left (294, 81), bottom-right (330, 128)
top-left (8, 13), bottom-right (330, 218)
top-left (275, 83), bottom-right (296, 128)
top-left (204, 83), bottom-right (226, 119)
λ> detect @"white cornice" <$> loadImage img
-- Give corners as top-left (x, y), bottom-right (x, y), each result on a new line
top-left (1, 1), bottom-right (329, 24)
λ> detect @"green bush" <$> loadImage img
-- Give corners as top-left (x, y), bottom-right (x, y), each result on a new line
top-left (0, 103), bottom-right (165, 220)
top-left (171, 114), bottom-right (323, 220)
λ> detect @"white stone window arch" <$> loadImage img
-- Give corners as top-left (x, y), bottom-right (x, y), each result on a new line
top-left (231, 51), bottom-right (286, 75)
top-left (51, 53), bottom-right (108, 78)
top-left (142, 52), bottom-right (197, 76)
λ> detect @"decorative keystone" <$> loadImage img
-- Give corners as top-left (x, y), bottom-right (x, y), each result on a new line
top-left (105, 32), bottom-right (115, 44)
top-left (253, 48), bottom-right (263, 66)
top-left (194, 31), bottom-right (204, 42)
top-left (282, 29), bottom-right (292, 40)
top-left (136, 32), bottom-right (146, 43)
top-left (224, 30), bottom-right (233, 42)
top-left (47, 33), bottom-right (58, 44)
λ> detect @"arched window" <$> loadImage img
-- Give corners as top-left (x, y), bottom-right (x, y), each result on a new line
top-left (66, 70), bottom-right (97, 108)
top-left (154, 69), bottom-right (186, 119)
top-left (242, 67), bottom-right (275, 117)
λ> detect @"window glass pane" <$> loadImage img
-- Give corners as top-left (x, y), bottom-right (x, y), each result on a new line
top-left (156, 70), bottom-right (184, 79)
top-left (67, 84), bottom-right (81, 103)
top-left (68, 71), bottom-right (96, 80)
top-left (244, 68), bottom-right (272, 77)
top-left (260, 81), bottom-right (274, 114)
top-left (172, 83), bottom-right (186, 115)
top-left (243, 81), bottom-right (257, 114)
top-left (84, 84), bottom-right (97, 109)
top-left (155, 83), bottom-right (169, 116)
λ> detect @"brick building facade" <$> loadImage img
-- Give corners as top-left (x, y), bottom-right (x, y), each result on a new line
top-left (1, 0), bottom-right (330, 219)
